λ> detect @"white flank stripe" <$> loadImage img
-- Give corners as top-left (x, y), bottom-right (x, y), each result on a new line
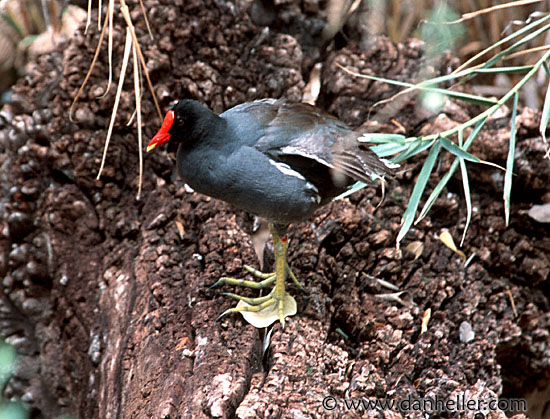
top-left (381, 158), bottom-right (400, 169)
top-left (269, 159), bottom-right (306, 180)
top-left (357, 133), bottom-right (368, 142)
top-left (280, 146), bottom-right (334, 167)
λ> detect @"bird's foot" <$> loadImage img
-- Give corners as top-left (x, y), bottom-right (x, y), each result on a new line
top-left (217, 291), bottom-right (297, 329)
top-left (212, 264), bottom-right (303, 328)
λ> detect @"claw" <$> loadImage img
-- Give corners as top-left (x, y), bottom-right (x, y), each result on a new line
top-left (209, 279), bottom-right (224, 289)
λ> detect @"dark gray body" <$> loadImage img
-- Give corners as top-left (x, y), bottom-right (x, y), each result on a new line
top-left (173, 99), bottom-right (392, 228)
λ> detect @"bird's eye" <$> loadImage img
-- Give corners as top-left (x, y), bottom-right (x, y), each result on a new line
top-left (176, 116), bottom-right (185, 126)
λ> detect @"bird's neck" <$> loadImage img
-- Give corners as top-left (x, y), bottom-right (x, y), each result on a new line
top-left (189, 111), bottom-right (226, 146)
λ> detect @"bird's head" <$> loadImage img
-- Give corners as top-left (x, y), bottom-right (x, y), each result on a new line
top-left (147, 100), bottom-right (211, 152)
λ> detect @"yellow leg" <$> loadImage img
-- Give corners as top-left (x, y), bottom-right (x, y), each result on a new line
top-left (273, 231), bottom-right (288, 325)
top-left (212, 223), bottom-right (303, 328)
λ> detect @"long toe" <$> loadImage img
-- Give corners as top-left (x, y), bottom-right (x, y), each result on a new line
top-left (237, 294), bottom-right (297, 328)
top-left (221, 292), bottom-right (273, 305)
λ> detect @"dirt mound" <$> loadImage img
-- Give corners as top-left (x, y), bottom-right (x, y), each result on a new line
top-left (0, 0), bottom-right (548, 417)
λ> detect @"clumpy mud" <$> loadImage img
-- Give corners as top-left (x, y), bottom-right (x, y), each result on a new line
top-left (0, 0), bottom-right (548, 417)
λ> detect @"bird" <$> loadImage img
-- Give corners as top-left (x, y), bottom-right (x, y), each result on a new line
top-left (147, 98), bottom-right (395, 328)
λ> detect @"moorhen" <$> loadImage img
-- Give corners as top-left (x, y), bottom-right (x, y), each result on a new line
top-left (147, 99), bottom-right (395, 328)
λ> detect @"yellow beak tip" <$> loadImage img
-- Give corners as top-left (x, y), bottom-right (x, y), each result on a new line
top-left (146, 145), bottom-right (155, 152)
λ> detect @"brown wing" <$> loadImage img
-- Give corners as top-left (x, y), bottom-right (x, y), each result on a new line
top-left (254, 101), bottom-right (394, 184)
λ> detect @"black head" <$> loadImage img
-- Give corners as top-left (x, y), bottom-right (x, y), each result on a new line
top-left (147, 100), bottom-right (217, 151)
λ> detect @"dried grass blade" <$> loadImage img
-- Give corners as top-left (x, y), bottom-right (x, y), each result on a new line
top-left (85, 0), bottom-right (92, 33)
top-left (132, 36), bottom-right (143, 198)
top-left (97, 27), bottom-right (132, 179)
top-left (98, 0), bottom-right (102, 30)
top-left (455, 0), bottom-right (542, 24)
top-left (139, 0), bottom-right (154, 39)
top-left (98, 0), bottom-right (115, 98)
top-left (120, 0), bottom-right (162, 119)
top-left (69, 15), bottom-right (109, 121)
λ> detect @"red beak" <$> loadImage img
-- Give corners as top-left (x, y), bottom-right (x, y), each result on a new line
top-left (147, 110), bottom-right (175, 152)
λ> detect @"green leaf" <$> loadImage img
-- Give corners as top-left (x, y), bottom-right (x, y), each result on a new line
top-left (397, 141), bottom-right (442, 246)
top-left (370, 142), bottom-right (409, 158)
top-left (358, 133), bottom-right (407, 144)
top-left (459, 157), bottom-right (471, 247)
top-left (0, 403), bottom-right (27, 419)
top-left (543, 60), bottom-right (550, 144)
top-left (432, 89), bottom-right (496, 107)
top-left (485, 22), bottom-right (550, 72)
top-left (0, 13), bottom-right (25, 37)
top-left (439, 137), bottom-right (481, 163)
top-left (474, 66), bottom-right (532, 75)
top-left (464, 116), bottom-right (488, 149)
top-left (0, 342), bottom-right (16, 388)
top-left (340, 70), bottom-right (497, 107)
top-left (540, 75), bottom-right (550, 144)
top-left (416, 118), bottom-right (487, 223)
top-left (504, 92), bottom-right (519, 226)
top-left (416, 158), bottom-right (459, 222)
top-left (334, 181), bottom-right (366, 200)
top-left (400, 65), bottom-right (530, 90)
top-left (462, 14), bottom-right (550, 76)
top-left (454, 14), bottom-right (550, 87)
top-left (394, 139), bottom-right (436, 163)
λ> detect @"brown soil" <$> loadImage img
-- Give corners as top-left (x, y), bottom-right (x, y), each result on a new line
top-left (0, 0), bottom-right (549, 418)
